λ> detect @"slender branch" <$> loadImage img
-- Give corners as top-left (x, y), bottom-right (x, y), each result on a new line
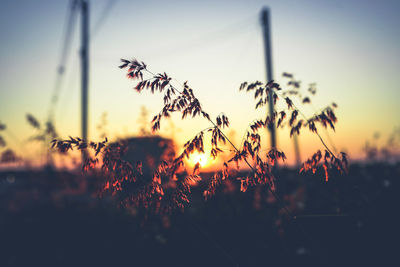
top-left (275, 90), bottom-right (339, 160)
top-left (141, 65), bottom-right (295, 218)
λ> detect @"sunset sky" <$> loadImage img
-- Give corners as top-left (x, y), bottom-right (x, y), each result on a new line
top-left (0, 0), bottom-right (399, 167)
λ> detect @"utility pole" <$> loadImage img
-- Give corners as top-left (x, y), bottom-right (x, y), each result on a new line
top-left (261, 7), bottom-right (276, 149)
top-left (80, 0), bottom-right (89, 161)
top-left (293, 133), bottom-right (301, 166)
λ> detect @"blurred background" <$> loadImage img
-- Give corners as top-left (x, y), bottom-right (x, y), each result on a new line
top-left (0, 1), bottom-right (399, 266)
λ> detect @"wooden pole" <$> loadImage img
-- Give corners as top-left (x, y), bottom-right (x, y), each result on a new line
top-left (80, 0), bottom-right (89, 162)
top-left (261, 7), bottom-right (277, 149)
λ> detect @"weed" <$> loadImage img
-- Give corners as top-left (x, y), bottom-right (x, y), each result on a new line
top-left (52, 58), bottom-right (348, 214)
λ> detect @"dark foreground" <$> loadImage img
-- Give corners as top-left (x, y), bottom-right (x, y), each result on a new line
top-left (0, 163), bottom-right (399, 267)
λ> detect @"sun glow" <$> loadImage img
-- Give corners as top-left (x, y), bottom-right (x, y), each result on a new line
top-left (188, 152), bottom-right (209, 168)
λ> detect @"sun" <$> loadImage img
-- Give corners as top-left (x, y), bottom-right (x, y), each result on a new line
top-left (188, 151), bottom-right (209, 167)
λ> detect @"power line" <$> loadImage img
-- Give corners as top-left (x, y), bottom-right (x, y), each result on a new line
top-left (142, 14), bottom-right (258, 61)
top-left (50, 0), bottom-right (119, 137)
top-left (91, 0), bottom-right (119, 39)
top-left (47, 0), bottom-right (79, 124)
top-left (58, 56), bottom-right (80, 124)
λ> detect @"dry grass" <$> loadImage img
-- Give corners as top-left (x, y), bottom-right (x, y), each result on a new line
top-left (51, 58), bottom-right (348, 215)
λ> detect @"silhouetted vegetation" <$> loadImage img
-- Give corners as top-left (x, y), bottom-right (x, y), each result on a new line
top-left (1, 59), bottom-right (399, 267)
top-left (1, 162), bottom-right (398, 267)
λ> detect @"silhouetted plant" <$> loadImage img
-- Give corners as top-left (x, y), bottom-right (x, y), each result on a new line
top-left (364, 127), bottom-right (400, 162)
top-left (25, 113), bottom-right (60, 166)
top-left (96, 112), bottom-right (109, 140)
top-left (0, 126), bottom-right (6, 149)
top-left (0, 122), bottom-right (20, 164)
top-left (137, 106), bottom-right (152, 136)
top-left (26, 113), bottom-right (58, 142)
top-left (52, 58), bottom-right (348, 214)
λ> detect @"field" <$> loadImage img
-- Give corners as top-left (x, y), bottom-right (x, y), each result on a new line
top-left (1, 162), bottom-right (399, 267)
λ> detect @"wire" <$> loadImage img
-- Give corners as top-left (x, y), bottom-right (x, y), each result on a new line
top-left (50, 0), bottom-right (118, 131)
top-left (58, 56), bottom-right (80, 124)
top-left (91, 0), bottom-right (119, 39)
top-left (143, 14), bottom-right (258, 61)
top-left (47, 0), bottom-right (79, 124)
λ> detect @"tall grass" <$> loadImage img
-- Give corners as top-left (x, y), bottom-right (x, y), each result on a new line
top-left (51, 58), bottom-right (348, 215)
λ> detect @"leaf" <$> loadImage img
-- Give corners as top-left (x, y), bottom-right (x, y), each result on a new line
top-left (26, 114), bottom-right (41, 129)
top-left (285, 97), bottom-right (293, 109)
top-left (302, 97), bottom-right (310, 104)
top-left (193, 162), bottom-right (201, 175)
top-left (282, 72), bottom-right (293, 78)
top-left (289, 110), bottom-right (298, 126)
